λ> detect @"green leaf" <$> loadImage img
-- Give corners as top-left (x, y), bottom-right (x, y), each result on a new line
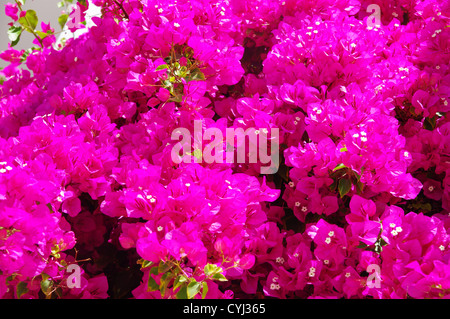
top-left (16, 281), bottom-right (28, 299)
top-left (147, 275), bottom-right (159, 292)
top-left (35, 30), bottom-right (53, 39)
top-left (159, 272), bottom-right (174, 298)
top-left (212, 273), bottom-right (228, 282)
top-left (176, 285), bottom-right (188, 299)
top-left (40, 276), bottom-right (53, 296)
top-left (202, 282), bottom-right (208, 299)
top-left (187, 281), bottom-right (201, 299)
top-left (156, 64), bottom-right (169, 71)
top-left (204, 263), bottom-right (222, 277)
top-left (140, 260), bottom-right (153, 269)
top-left (338, 178), bottom-right (352, 198)
top-left (333, 163), bottom-right (347, 172)
top-left (188, 68), bottom-right (205, 81)
top-left (7, 26), bottom-right (23, 47)
top-left (149, 266), bottom-right (158, 275)
top-left (423, 116), bottom-right (436, 131)
top-left (355, 181), bottom-right (364, 194)
top-left (19, 10), bottom-right (38, 32)
top-left (157, 260), bottom-right (171, 274)
top-left (173, 275), bottom-right (188, 290)
top-left (58, 14), bottom-right (69, 29)
top-left (356, 241), bottom-right (368, 249)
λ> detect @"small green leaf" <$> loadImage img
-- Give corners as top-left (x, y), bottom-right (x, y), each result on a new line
top-left (333, 163), bottom-right (347, 172)
top-left (156, 64), bottom-right (169, 71)
top-left (187, 281), bottom-right (201, 299)
top-left (160, 272), bottom-right (174, 298)
top-left (212, 273), bottom-right (228, 282)
top-left (7, 26), bottom-right (23, 47)
top-left (147, 276), bottom-right (159, 292)
top-left (58, 14), bottom-right (69, 29)
top-left (40, 277), bottom-right (53, 296)
top-left (204, 263), bottom-right (222, 277)
top-left (16, 281), bottom-right (28, 299)
top-left (176, 285), bottom-right (188, 299)
top-left (140, 260), bottom-right (153, 269)
top-left (356, 241), bottom-right (368, 249)
top-left (149, 266), bottom-right (158, 275)
top-left (19, 10), bottom-right (38, 31)
top-left (355, 181), bottom-right (364, 194)
top-left (188, 68), bottom-right (205, 81)
top-left (173, 275), bottom-right (188, 290)
top-left (338, 178), bottom-right (352, 198)
top-left (158, 260), bottom-right (171, 274)
top-left (202, 282), bottom-right (208, 299)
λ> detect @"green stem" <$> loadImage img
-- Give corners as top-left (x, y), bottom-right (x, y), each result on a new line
top-left (14, 0), bottom-right (44, 47)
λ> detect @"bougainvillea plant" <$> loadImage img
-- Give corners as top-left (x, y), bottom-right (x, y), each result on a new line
top-left (0, 0), bottom-right (449, 299)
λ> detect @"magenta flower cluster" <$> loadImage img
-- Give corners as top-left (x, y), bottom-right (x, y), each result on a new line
top-left (0, 0), bottom-right (449, 299)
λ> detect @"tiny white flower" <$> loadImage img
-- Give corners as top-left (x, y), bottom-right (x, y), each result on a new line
top-left (390, 223), bottom-right (396, 228)
top-left (157, 226), bottom-right (163, 232)
top-left (295, 201), bottom-right (301, 207)
top-left (439, 245), bottom-right (445, 251)
top-left (146, 195), bottom-right (153, 200)
top-left (273, 276), bottom-right (279, 282)
top-left (0, 169), bottom-right (6, 173)
top-left (345, 272), bottom-right (351, 278)
top-left (328, 231), bottom-right (335, 237)
top-left (324, 260), bottom-right (329, 265)
top-left (391, 230), bottom-right (398, 236)
top-left (262, 128), bottom-right (268, 134)
top-left (352, 133), bottom-right (359, 138)
top-left (325, 237), bottom-right (331, 244)
top-left (288, 182), bottom-right (295, 187)
top-left (301, 206), bottom-right (308, 212)
top-left (313, 30), bottom-right (318, 34)
top-left (5, 166), bottom-right (12, 171)
top-left (395, 226), bottom-right (402, 233)
top-left (255, 130), bottom-right (260, 135)
top-left (149, 198), bottom-right (156, 203)
top-left (309, 267), bottom-right (316, 273)
top-left (174, 22), bottom-right (180, 28)
top-left (428, 186), bottom-right (435, 192)
top-left (350, 43), bottom-right (356, 48)
top-left (158, 8), bottom-right (163, 13)
top-left (308, 272), bottom-right (315, 277)
top-left (293, 253), bottom-right (299, 257)
top-left (185, 183), bottom-right (191, 187)
top-left (295, 117), bottom-right (301, 121)
top-left (444, 101), bottom-right (448, 106)
top-left (360, 136), bottom-right (368, 142)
